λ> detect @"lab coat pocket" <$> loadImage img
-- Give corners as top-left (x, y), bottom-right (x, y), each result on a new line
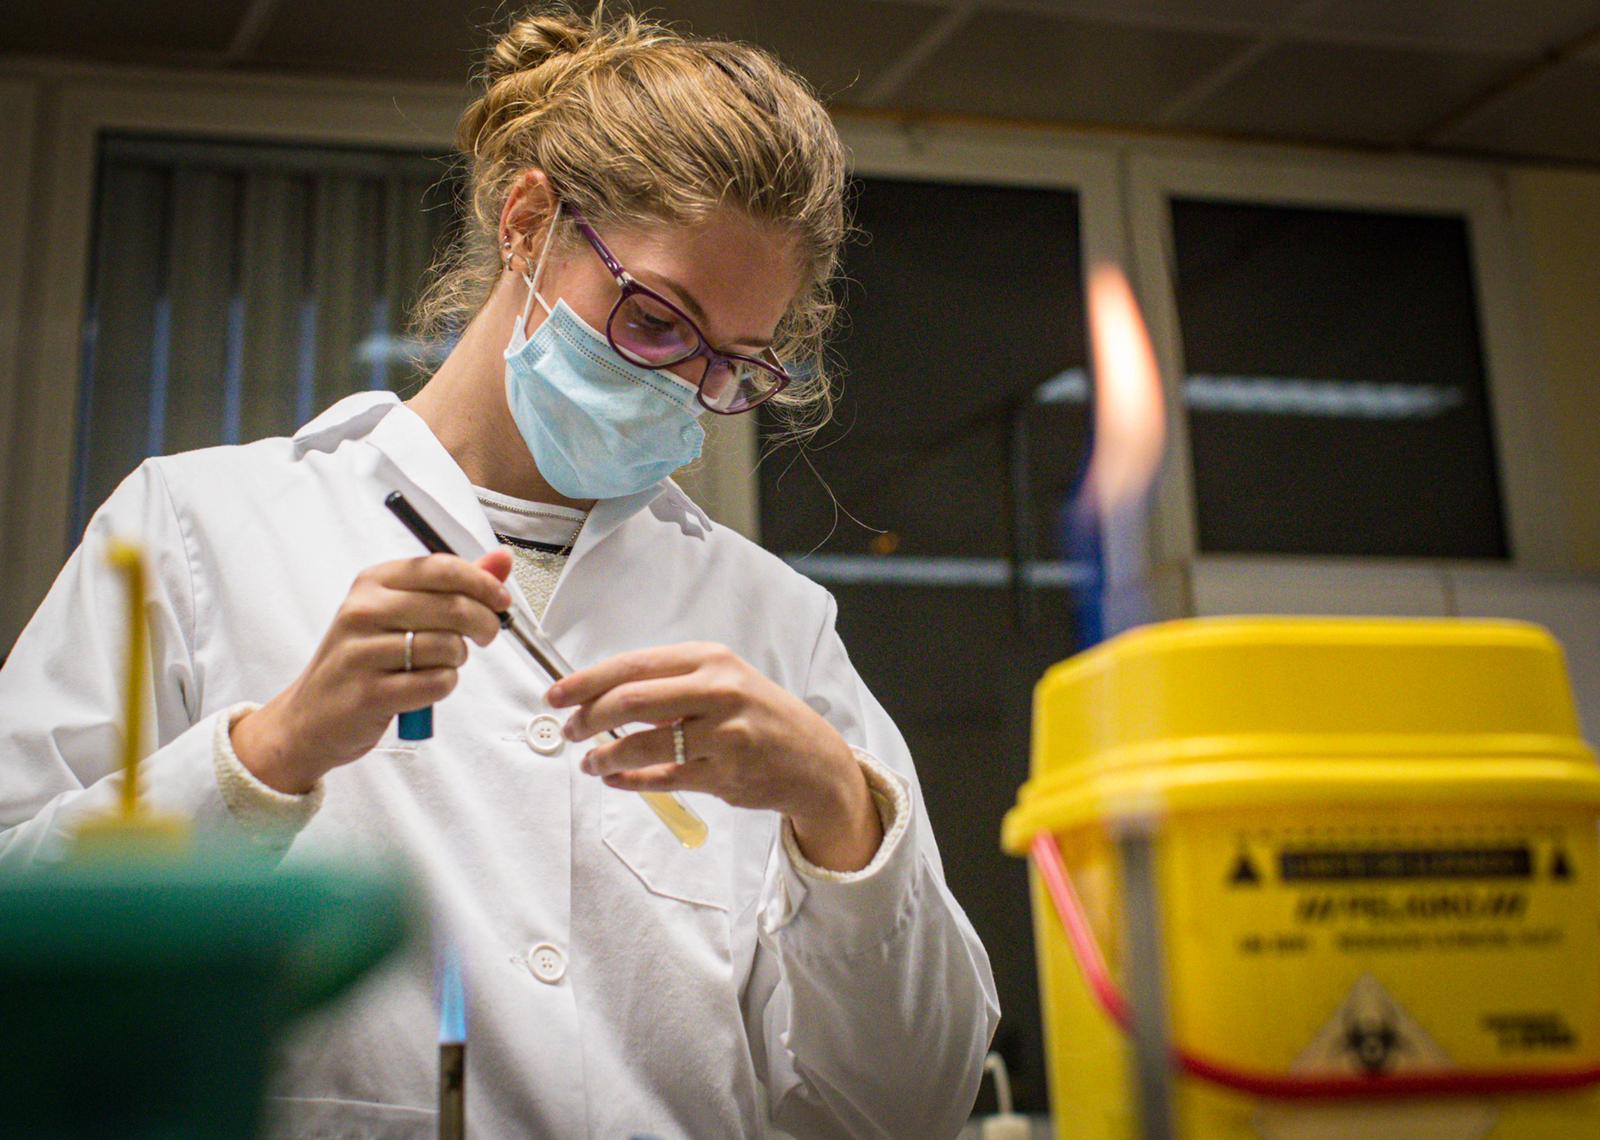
top-left (597, 787), bottom-right (740, 1037)
top-left (600, 787), bottom-right (731, 913)
top-left (593, 791), bottom-right (766, 1132)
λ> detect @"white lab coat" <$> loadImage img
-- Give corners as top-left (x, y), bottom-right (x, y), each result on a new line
top-left (0, 392), bottom-right (999, 1138)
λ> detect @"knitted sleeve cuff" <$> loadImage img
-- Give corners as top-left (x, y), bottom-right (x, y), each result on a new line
top-left (780, 748), bottom-right (911, 885)
top-left (211, 702), bottom-right (325, 841)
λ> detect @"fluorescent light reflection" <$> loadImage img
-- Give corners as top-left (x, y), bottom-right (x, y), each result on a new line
top-left (1184, 374), bottom-right (1464, 419)
top-left (1033, 368), bottom-right (1465, 420)
top-left (783, 554), bottom-right (1095, 589)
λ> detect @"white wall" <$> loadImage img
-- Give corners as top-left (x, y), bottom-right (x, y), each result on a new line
top-left (1510, 168), bottom-right (1600, 574)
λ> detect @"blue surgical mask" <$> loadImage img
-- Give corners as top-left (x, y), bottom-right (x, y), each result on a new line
top-left (503, 215), bottom-right (705, 500)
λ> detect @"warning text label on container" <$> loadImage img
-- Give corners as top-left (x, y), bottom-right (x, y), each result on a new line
top-left (1279, 846), bottom-right (1533, 882)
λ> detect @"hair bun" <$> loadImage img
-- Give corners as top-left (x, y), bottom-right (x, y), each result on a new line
top-left (486, 13), bottom-right (592, 82)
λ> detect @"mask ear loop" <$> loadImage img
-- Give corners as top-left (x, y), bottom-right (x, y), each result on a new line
top-left (519, 202), bottom-right (563, 331)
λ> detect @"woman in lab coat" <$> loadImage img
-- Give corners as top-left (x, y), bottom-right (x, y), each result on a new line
top-left (0, 7), bottom-right (999, 1137)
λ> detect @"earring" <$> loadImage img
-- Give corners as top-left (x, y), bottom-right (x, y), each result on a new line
top-left (501, 233), bottom-right (514, 271)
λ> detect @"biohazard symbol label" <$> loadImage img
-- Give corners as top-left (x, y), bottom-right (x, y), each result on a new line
top-left (1229, 851), bottom-right (1262, 886)
top-left (1550, 848), bottom-right (1572, 881)
top-left (1252, 974), bottom-right (1497, 1140)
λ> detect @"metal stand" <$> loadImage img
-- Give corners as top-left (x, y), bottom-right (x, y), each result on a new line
top-left (1117, 826), bottom-right (1175, 1140)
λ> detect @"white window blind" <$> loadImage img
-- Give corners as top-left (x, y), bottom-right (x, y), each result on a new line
top-left (74, 135), bottom-right (459, 538)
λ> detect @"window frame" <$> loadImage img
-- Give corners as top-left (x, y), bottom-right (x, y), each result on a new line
top-left (1127, 149), bottom-right (1568, 582)
top-left (778, 115), bottom-right (1127, 575)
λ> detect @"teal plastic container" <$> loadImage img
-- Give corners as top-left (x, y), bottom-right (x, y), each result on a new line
top-left (0, 848), bottom-right (415, 1137)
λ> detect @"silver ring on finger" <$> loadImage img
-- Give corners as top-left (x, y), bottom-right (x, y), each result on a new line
top-left (403, 629), bottom-right (415, 673)
top-left (672, 721), bottom-right (687, 766)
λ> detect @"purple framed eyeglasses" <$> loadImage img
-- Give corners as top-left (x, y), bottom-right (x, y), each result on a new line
top-left (564, 205), bottom-right (792, 415)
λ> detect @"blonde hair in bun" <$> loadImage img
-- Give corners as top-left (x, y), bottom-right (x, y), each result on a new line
top-left (412, 3), bottom-right (849, 432)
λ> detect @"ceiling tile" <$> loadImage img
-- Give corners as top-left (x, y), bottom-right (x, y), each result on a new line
top-left (646, 0), bottom-right (940, 101)
top-left (1441, 59), bottom-right (1600, 162)
top-left (247, 0), bottom-right (936, 100)
top-left (1179, 40), bottom-right (1512, 145)
top-left (1288, 0), bottom-right (1600, 55)
top-left (1040, 0), bottom-right (1310, 32)
top-left (891, 9), bottom-right (1253, 124)
top-left (249, 0), bottom-right (501, 82)
top-left (8, 0), bottom-right (1600, 169)
top-left (0, 0), bottom-right (254, 61)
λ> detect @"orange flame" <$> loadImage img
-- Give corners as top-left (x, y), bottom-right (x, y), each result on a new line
top-left (1083, 264), bottom-right (1166, 516)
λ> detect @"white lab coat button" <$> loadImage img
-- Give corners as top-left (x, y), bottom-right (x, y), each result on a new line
top-left (525, 714), bottom-right (564, 755)
top-left (526, 942), bottom-right (566, 984)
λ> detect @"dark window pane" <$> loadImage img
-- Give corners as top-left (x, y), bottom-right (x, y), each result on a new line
top-left (763, 177), bottom-right (1087, 561)
top-left (1170, 197), bottom-right (1508, 559)
top-left (760, 176), bottom-right (1090, 1112)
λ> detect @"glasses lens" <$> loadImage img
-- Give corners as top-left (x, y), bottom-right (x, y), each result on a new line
top-left (700, 357), bottom-right (786, 414)
top-left (611, 292), bottom-right (697, 366)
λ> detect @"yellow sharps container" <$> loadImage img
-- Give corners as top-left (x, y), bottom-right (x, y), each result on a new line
top-left (1001, 617), bottom-right (1600, 1138)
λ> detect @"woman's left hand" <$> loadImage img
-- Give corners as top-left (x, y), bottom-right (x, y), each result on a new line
top-left (546, 642), bottom-right (883, 872)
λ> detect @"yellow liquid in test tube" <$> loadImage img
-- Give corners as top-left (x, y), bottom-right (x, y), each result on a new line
top-left (642, 792), bottom-right (707, 849)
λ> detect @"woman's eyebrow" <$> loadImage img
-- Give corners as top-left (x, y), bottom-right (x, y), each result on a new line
top-left (642, 270), bottom-right (774, 350)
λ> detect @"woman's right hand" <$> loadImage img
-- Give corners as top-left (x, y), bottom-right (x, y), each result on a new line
top-left (230, 550), bottom-right (514, 794)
